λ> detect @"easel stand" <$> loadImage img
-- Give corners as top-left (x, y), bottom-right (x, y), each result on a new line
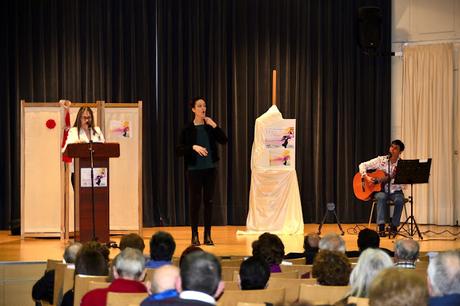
top-left (393, 159), bottom-right (432, 240)
top-left (318, 203), bottom-right (345, 235)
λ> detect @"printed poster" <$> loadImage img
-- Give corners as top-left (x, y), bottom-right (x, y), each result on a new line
top-left (109, 120), bottom-right (132, 138)
top-left (81, 167), bottom-right (108, 187)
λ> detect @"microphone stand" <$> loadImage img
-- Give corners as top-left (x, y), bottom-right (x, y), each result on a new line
top-left (89, 137), bottom-right (97, 241)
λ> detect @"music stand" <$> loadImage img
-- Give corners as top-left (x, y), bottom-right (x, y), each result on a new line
top-left (393, 158), bottom-right (432, 239)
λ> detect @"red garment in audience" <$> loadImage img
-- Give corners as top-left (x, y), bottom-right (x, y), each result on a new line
top-left (81, 278), bottom-right (147, 306)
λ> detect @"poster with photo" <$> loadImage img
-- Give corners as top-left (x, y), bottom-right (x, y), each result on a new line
top-left (81, 167), bottom-right (108, 187)
top-left (262, 119), bottom-right (295, 169)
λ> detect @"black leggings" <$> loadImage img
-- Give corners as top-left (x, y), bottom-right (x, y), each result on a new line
top-left (187, 168), bottom-right (216, 233)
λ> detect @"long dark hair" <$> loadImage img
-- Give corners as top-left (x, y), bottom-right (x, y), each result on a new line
top-left (73, 107), bottom-right (97, 138)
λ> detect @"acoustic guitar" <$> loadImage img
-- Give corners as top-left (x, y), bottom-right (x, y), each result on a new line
top-left (353, 170), bottom-right (387, 201)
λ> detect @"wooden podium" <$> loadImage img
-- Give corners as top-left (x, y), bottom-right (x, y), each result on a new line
top-left (65, 143), bottom-right (120, 243)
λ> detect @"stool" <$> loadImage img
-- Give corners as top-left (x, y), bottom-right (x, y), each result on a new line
top-left (368, 198), bottom-right (409, 228)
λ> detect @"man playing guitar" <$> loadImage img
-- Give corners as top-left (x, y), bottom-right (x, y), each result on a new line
top-left (358, 140), bottom-right (405, 237)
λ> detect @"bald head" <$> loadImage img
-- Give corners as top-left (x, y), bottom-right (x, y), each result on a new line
top-left (150, 265), bottom-right (180, 294)
top-left (394, 239), bottom-right (420, 263)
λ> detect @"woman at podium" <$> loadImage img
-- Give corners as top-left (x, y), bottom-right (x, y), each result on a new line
top-left (62, 106), bottom-right (105, 185)
top-left (177, 97), bottom-right (227, 246)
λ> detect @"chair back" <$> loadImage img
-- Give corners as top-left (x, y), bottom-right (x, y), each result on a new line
top-left (106, 292), bottom-right (149, 306)
top-left (73, 275), bottom-right (108, 306)
top-left (236, 303), bottom-right (266, 306)
top-left (267, 278), bottom-right (317, 303)
top-left (218, 288), bottom-right (285, 306)
top-left (144, 268), bottom-right (156, 282)
top-left (347, 296), bottom-right (370, 306)
top-left (270, 270), bottom-right (299, 279)
top-left (284, 257), bottom-right (306, 265)
top-left (221, 258), bottom-right (244, 267)
top-left (299, 284), bottom-right (350, 305)
top-left (53, 263), bottom-right (75, 306)
top-left (88, 280), bottom-right (110, 290)
top-left (222, 266), bottom-right (241, 281)
top-left (224, 281), bottom-right (241, 290)
top-left (281, 264), bottom-right (312, 276)
top-left (46, 259), bottom-right (62, 272)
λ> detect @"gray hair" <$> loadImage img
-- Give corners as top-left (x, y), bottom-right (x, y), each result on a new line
top-left (349, 248), bottom-right (393, 297)
top-left (427, 250), bottom-right (460, 296)
top-left (318, 233), bottom-right (346, 253)
top-left (114, 247), bottom-right (146, 280)
top-left (63, 242), bottom-right (82, 264)
top-left (394, 239), bottom-right (419, 262)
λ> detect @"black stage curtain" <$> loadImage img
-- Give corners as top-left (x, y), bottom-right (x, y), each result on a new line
top-left (0, 0), bottom-right (391, 230)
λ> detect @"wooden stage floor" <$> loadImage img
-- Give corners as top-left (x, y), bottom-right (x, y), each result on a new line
top-left (1, 224), bottom-right (460, 262)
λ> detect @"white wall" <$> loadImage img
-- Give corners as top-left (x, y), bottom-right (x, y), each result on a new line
top-left (392, 0), bottom-right (460, 224)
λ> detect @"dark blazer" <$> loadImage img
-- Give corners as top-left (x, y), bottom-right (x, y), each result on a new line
top-left (176, 122), bottom-right (227, 167)
top-left (141, 297), bottom-right (214, 306)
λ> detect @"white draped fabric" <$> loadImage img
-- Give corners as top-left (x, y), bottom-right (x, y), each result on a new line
top-left (239, 105), bottom-right (304, 235)
top-left (401, 43), bottom-right (455, 225)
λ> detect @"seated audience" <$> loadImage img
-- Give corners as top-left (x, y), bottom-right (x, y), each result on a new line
top-left (120, 233), bottom-right (146, 252)
top-left (252, 232), bottom-right (285, 273)
top-left (146, 231), bottom-right (176, 268)
top-left (141, 251), bottom-right (224, 306)
top-left (142, 265), bottom-right (180, 302)
top-left (427, 250), bottom-right (460, 306)
top-left (335, 248), bottom-right (393, 305)
top-left (369, 268), bottom-right (428, 306)
top-left (81, 248), bottom-right (148, 306)
top-left (312, 250), bottom-right (351, 286)
top-left (318, 233), bottom-right (346, 253)
top-left (285, 232), bottom-right (320, 264)
top-left (61, 244), bottom-right (109, 306)
top-left (393, 239), bottom-right (419, 269)
top-left (32, 242), bottom-right (82, 305)
top-left (346, 229), bottom-right (393, 258)
top-left (239, 256), bottom-right (270, 290)
top-left (179, 245), bottom-right (203, 267)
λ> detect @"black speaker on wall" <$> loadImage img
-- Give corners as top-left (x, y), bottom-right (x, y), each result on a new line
top-left (358, 6), bottom-right (382, 50)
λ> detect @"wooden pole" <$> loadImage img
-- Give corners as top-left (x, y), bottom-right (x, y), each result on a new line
top-left (272, 69), bottom-right (277, 106)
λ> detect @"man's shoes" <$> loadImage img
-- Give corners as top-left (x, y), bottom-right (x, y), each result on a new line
top-left (378, 224), bottom-right (386, 237)
top-left (191, 232), bottom-right (201, 246)
top-left (204, 232), bottom-right (214, 246)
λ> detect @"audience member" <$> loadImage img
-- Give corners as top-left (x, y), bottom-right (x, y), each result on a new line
top-left (312, 250), bottom-right (351, 286)
top-left (369, 268), bottom-right (428, 306)
top-left (347, 249), bottom-right (393, 299)
top-left (346, 229), bottom-right (393, 258)
top-left (252, 232), bottom-right (285, 273)
top-left (32, 242), bottom-right (82, 305)
top-left (142, 265), bottom-right (180, 302)
top-left (146, 231), bottom-right (176, 268)
top-left (318, 233), bottom-right (346, 253)
top-left (81, 248), bottom-right (148, 306)
top-left (239, 256), bottom-right (270, 290)
top-left (393, 239), bottom-right (419, 269)
top-left (61, 244), bottom-right (109, 306)
top-left (120, 233), bottom-right (146, 252)
top-left (285, 233), bottom-right (320, 264)
top-left (141, 251), bottom-right (224, 306)
top-left (179, 245), bottom-right (203, 267)
top-left (427, 250), bottom-right (460, 306)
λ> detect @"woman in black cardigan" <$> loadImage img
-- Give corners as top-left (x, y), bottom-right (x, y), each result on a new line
top-left (177, 97), bottom-right (227, 246)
